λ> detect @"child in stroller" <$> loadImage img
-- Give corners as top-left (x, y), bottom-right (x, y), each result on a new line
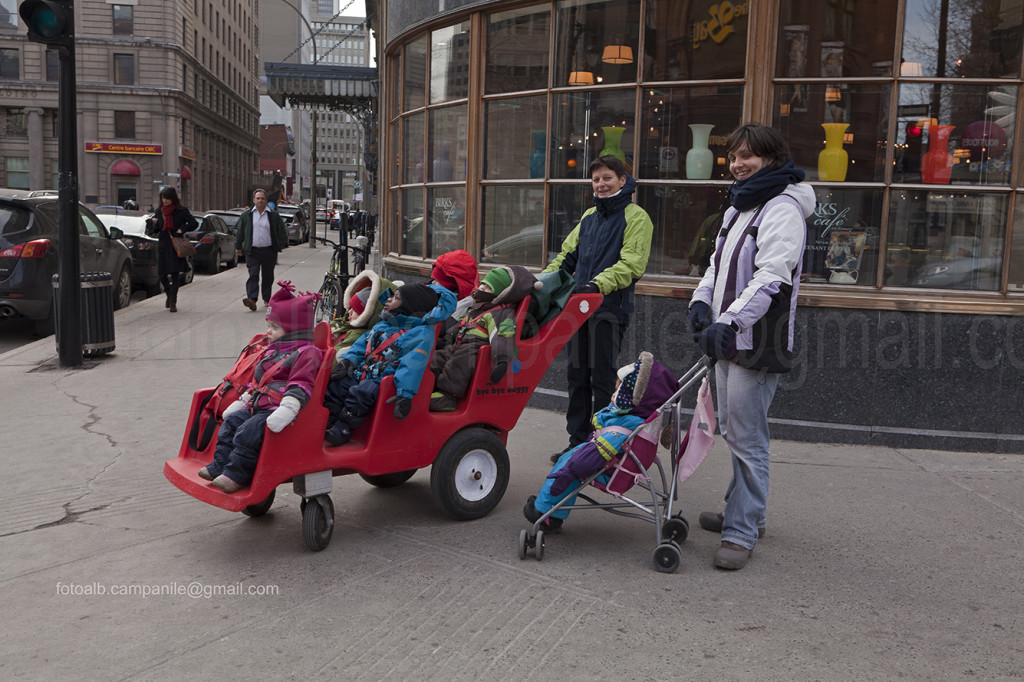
top-left (524, 351), bottom-right (678, 530)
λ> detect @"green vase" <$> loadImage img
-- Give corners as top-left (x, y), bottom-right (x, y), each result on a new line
top-left (599, 126), bottom-right (626, 162)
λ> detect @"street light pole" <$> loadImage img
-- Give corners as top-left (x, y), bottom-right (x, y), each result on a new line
top-left (274, 0), bottom-right (319, 249)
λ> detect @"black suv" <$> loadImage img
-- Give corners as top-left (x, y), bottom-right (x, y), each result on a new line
top-left (0, 189), bottom-right (133, 334)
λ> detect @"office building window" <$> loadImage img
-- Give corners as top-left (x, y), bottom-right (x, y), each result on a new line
top-left (114, 110), bottom-right (135, 139)
top-left (3, 107), bottom-right (26, 136)
top-left (6, 157), bottom-right (29, 190)
top-left (113, 53), bottom-right (135, 85)
top-left (0, 47), bottom-right (17, 80)
top-left (113, 5), bottom-right (133, 35)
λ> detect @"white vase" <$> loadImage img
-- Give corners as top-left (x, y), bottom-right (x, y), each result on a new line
top-left (686, 124), bottom-right (715, 179)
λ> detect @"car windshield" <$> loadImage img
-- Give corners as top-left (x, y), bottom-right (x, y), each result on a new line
top-left (100, 215), bottom-right (150, 237)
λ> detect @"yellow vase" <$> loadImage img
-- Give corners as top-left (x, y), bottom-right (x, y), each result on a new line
top-left (818, 123), bottom-right (849, 181)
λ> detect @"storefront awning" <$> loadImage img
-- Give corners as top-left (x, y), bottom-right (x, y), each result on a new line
top-left (263, 63), bottom-right (377, 111)
top-left (110, 159), bottom-right (141, 176)
top-left (180, 165), bottom-right (192, 180)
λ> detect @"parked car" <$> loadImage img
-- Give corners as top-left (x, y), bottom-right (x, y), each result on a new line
top-left (94, 209), bottom-right (193, 296)
top-left (277, 204), bottom-right (309, 244)
top-left (184, 213), bottom-right (238, 274)
top-left (315, 207), bottom-right (327, 223)
top-left (0, 188), bottom-right (133, 334)
top-left (206, 209), bottom-right (246, 236)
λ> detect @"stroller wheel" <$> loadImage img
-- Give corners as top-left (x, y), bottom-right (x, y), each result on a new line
top-left (653, 542), bottom-right (681, 573)
top-left (301, 494), bottom-right (335, 552)
top-left (661, 516), bottom-right (689, 545)
top-left (518, 530), bottom-right (529, 560)
top-left (535, 530), bottom-right (545, 561)
top-left (241, 488), bottom-right (276, 517)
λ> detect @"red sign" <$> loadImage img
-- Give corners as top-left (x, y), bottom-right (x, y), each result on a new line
top-left (179, 146), bottom-right (196, 160)
top-left (86, 142), bottom-right (163, 155)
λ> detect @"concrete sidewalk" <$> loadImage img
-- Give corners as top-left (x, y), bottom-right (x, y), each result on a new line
top-left (1, 246), bottom-right (1022, 680)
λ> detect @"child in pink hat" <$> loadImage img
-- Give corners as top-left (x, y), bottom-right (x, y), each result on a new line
top-left (198, 281), bottom-right (324, 493)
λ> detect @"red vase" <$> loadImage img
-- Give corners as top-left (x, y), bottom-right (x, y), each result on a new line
top-left (921, 125), bottom-right (955, 184)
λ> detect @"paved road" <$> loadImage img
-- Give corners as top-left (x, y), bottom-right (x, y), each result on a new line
top-left (1, 245), bottom-right (1021, 680)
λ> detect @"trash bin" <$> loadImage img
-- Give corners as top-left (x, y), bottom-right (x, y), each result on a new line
top-left (52, 272), bottom-right (116, 357)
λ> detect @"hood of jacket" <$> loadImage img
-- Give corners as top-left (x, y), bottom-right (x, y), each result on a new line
top-left (487, 264), bottom-right (544, 307)
top-left (593, 175), bottom-right (637, 217)
top-left (342, 269), bottom-right (400, 329)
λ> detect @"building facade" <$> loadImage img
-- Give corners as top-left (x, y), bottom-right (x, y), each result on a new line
top-left (0, 0), bottom-right (261, 210)
top-left (375, 0), bottom-right (1024, 452)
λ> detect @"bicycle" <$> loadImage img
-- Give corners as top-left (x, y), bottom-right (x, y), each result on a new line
top-left (312, 235), bottom-right (369, 323)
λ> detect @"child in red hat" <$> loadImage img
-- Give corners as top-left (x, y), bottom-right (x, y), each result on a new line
top-left (198, 281), bottom-right (324, 493)
top-left (430, 249), bottom-right (479, 327)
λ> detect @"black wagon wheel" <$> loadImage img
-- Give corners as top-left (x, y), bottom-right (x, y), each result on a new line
top-left (241, 488), bottom-right (276, 517)
top-left (430, 428), bottom-right (510, 521)
top-left (359, 469), bottom-right (417, 488)
top-left (653, 542), bottom-right (681, 573)
top-left (315, 278), bottom-right (340, 324)
top-left (661, 515), bottom-right (689, 545)
top-left (301, 494), bottom-right (335, 551)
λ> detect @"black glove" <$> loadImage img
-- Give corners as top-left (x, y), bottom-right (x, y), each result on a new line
top-left (489, 361), bottom-right (508, 383)
top-left (688, 301), bottom-right (712, 334)
top-left (331, 358), bottom-right (354, 380)
top-left (699, 322), bottom-right (737, 360)
top-left (387, 395), bottom-right (412, 420)
top-left (573, 282), bottom-right (600, 294)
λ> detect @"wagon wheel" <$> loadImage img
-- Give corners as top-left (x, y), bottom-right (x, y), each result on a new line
top-left (241, 488), bottom-right (276, 517)
top-left (430, 428), bottom-right (509, 521)
top-left (652, 542), bottom-right (681, 573)
top-left (359, 469), bottom-right (416, 488)
top-left (301, 494), bottom-right (335, 551)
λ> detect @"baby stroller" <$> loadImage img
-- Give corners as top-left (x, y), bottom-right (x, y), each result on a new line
top-left (517, 356), bottom-right (716, 573)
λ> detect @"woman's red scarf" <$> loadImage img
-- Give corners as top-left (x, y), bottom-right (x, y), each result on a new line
top-left (161, 204), bottom-right (175, 231)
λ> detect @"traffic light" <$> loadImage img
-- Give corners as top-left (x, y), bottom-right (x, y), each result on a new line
top-left (19, 0), bottom-right (73, 48)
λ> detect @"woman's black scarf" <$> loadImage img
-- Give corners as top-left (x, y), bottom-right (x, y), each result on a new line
top-left (728, 159), bottom-right (805, 212)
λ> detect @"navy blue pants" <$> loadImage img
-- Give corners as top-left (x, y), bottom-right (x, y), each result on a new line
top-left (324, 376), bottom-right (381, 431)
top-left (245, 246), bottom-right (277, 303)
top-left (205, 408), bottom-right (271, 486)
top-left (565, 311), bottom-right (626, 447)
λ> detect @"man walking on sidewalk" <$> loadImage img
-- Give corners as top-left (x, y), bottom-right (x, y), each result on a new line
top-left (235, 188), bottom-right (288, 310)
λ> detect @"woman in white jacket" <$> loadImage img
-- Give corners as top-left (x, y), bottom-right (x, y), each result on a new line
top-left (687, 124), bottom-right (817, 570)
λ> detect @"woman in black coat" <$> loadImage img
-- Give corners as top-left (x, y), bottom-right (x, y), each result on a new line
top-left (146, 186), bottom-right (196, 312)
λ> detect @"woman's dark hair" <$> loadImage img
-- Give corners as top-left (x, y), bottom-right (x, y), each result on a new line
top-left (159, 186), bottom-right (181, 206)
top-left (588, 155), bottom-right (628, 179)
top-left (725, 124), bottom-right (791, 173)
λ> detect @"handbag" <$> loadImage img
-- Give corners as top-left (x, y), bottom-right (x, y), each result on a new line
top-left (171, 235), bottom-right (197, 258)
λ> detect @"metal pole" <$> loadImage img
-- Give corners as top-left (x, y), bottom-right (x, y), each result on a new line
top-left (57, 30), bottom-right (82, 366)
top-left (311, 109), bottom-right (318, 248)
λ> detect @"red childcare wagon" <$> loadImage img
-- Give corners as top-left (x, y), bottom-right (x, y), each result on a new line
top-left (164, 292), bottom-right (601, 550)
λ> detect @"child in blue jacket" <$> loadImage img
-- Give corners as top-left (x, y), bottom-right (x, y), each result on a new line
top-left (323, 283), bottom-right (455, 446)
top-left (524, 351), bottom-right (678, 530)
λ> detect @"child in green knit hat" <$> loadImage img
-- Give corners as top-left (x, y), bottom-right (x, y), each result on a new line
top-left (429, 265), bottom-right (541, 411)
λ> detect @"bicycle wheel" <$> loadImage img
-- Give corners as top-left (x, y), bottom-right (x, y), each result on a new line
top-left (315, 277), bottom-right (341, 323)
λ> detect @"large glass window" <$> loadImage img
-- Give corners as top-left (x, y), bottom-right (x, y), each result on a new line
top-left (427, 186), bottom-right (466, 258)
top-left (547, 184), bottom-right (594, 264)
top-left (555, 0), bottom-right (641, 88)
top-left (646, 0), bottom-right (748, 81)
top-left (805, 187), bottom-right (884, 287)
top-left (484, 95), bottom-right (549, 180)
top-left (893, 84), bottom-right (1016, 187)
top-left (114, 110), bottom-right (135, 139)
top-left (403, 36), bottom-right (427, 112)
top-left (637, 184), bottom-right (729, 277)
top-left (776, 1), bottom-right (899, 79)
top-left (402, 113), bottom-right (425, 184)
top-left (113, 5), bottom-right (133, 35)
top-left (886, 190), bottom-right (1007, 290)
top-left (430, 22), bottom-right (471, 104)
top-left (3, 107), bottom-right (26, 136)
top-left (638, 85), bottom-right (743, 181)
top-left (902, 0), bottom-right (1024, 79)
top-left (550, 89), bottom-right (635, 179)
top-left (428, 104), bottom-right (468, 182)
top-left (481, 185), bottom-right (546, 265)
top-left (400, 187), bottom-right (425, 257)
top-left (486, 5), bottom-right (550, 94)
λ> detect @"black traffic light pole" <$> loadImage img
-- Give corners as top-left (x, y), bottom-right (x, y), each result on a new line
top-left (21, 0), bottom-right (81, 365)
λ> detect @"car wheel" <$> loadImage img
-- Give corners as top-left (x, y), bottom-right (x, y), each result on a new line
top-left (208, 249), bottom-right (221, 274)
top-left (226, 248), bottom-right (238, 269)
top-left (179, 258), bottom-right (195, 286)
top-left (113, 265), bottom-right (132, 310)
top-left (33, 303), bottom-right (55, 337)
